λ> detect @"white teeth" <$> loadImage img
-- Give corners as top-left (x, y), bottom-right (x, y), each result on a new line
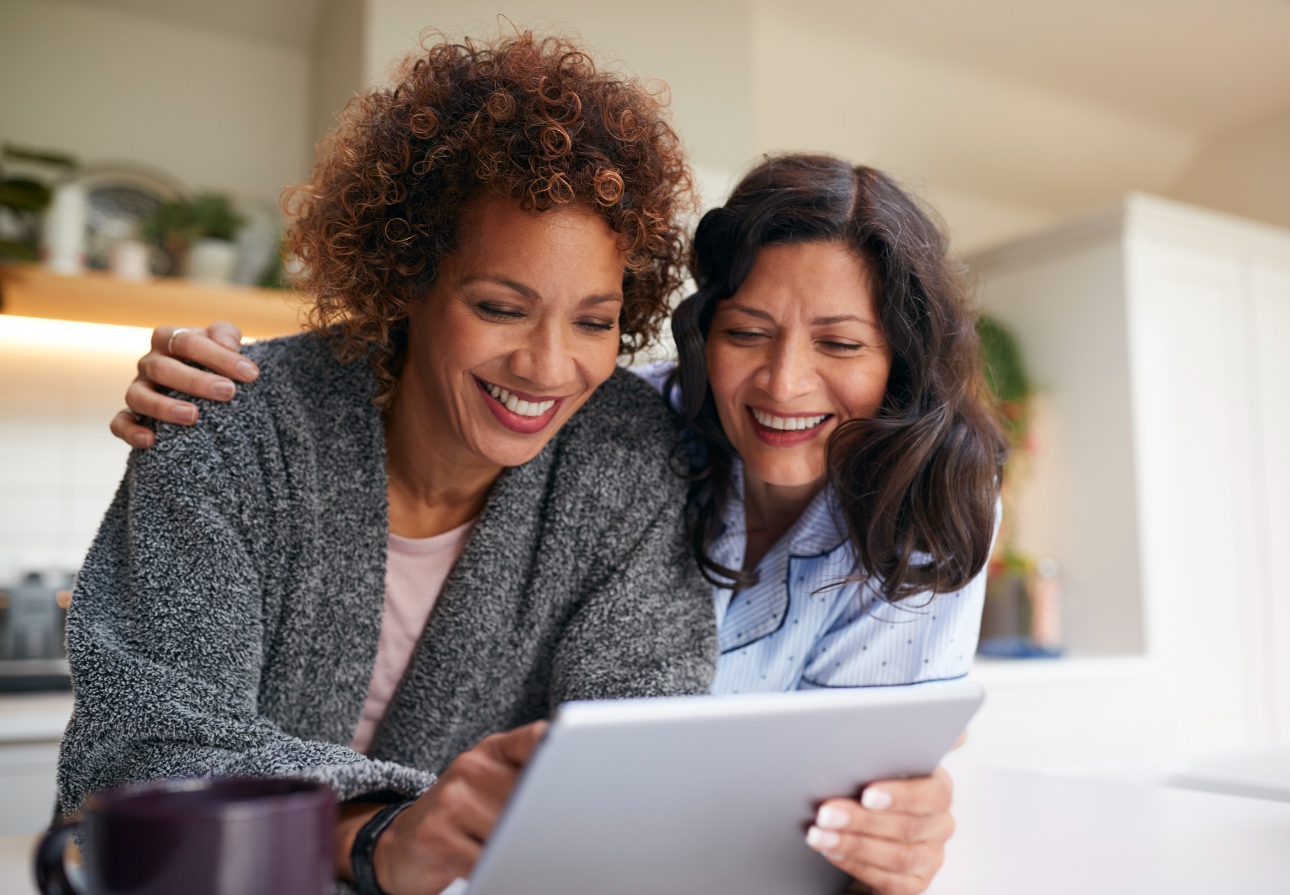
top-left (485, 383), bottom-right (556, 417)
top-left (752, 408), bottom-right (829, 431)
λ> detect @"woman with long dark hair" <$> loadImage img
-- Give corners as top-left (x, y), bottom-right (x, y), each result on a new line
top-left (113, 153), bottom-right (1003, 894)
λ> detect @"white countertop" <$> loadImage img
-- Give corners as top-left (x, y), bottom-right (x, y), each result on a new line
top-left (0, 835), bottom-right (35, 895)
top-left (929, 762), bottom-right (1290, 894)
top-left (0, 694), bottom-right (72, 745)
top-left (3, 761), bottom-right (1288, 895)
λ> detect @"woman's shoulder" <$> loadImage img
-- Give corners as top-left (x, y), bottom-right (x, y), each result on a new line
top-left (150, 332), bottom-right (380, 464)
top-left (548, 366), bottom-right (681, 489)
top-left (240, 332), bottom-right (377, 405)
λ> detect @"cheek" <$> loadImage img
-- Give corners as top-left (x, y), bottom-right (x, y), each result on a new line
top-left (835, 364), bottom-right (891, 420)
top-left (584, 339), bottom-right (622, 388)
top-left (705, 340), bottom-right (745, 415)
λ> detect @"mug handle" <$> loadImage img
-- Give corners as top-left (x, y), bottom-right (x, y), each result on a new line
top-left (34, 823), bottom-right (85, 895)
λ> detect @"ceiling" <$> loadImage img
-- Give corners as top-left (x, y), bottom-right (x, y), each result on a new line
top-left (811, 0), bottom-right (1290, 134)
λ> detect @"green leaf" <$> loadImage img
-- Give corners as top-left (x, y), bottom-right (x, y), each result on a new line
top-left (0, 178), bottom-right (52, 212)
top-left (2, 143), bottom-right (78, 170)
top-left (976, 314), bottom-right (1031, 404)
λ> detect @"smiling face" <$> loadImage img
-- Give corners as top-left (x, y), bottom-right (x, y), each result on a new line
top-left (705, 241), bottom-right (893, 491)
top-left (400, 197), bottom-right (626, 470)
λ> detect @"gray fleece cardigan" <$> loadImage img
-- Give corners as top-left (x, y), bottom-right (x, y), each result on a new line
top-left (56, 333), bottom-right (716, 815)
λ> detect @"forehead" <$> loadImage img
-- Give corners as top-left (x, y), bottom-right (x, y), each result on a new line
top-left (451, 197), bottom-right (626, 275)
top-left (729, 242), bottom-right (877, 322)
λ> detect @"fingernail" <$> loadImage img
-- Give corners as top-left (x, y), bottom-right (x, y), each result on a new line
top-left (805, 826), bottom-right (841, 851)
top-left (862, 787), bottom-right (893, 811)
top-left (131, 433), bottom-right (151, 448)
top-left (824, 852), bottom-right (846, 861)
top-left (211, 381), bottom-right (235, 400)
top-left (237, 360), bottom-right (259, 380)
top-left (815, 805), bottom-right (850, 830)
top-left (175, 404), bottom-right (197, 424)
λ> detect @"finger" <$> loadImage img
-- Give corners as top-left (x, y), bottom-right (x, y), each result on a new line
top-left (816, 799), bottom-right (953, 844)
top-left (110, 411), bottom-right (155, 449)
top-left (207, 321), bottom-right (245, 353)
top-left (432, 775), bottom-right (508, 843)
top-left (445, 746), bottom-right (525, 809)
top-left (166, 329), bottom-right (258, 382)
top-left (807, 828), bottom-right (940, 877)
top-left (951, 729), bottom-right (967, 750)
top-left (125, 379), bottom-right (199, 425)
top-left (854, 766), bottom-right (953, 816)
top-left (139, 354), bottom-right (238, 401)
top-left (488, 721), bottom-right (548, 767)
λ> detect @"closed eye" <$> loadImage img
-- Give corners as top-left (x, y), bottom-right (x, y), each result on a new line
top-left (475, 302), bottom-right (525, 322)
top-left (576, 318), bottom-right (616, 333)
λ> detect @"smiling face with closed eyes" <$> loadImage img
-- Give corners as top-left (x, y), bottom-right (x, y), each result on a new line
top-left (705, 241), bottom-right (893, 495)
top-left (398, 197), bottom-right (627, 474)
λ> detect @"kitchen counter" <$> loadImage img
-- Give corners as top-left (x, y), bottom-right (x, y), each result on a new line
top-left (0, 835), bottom-right (35, 895)
top-left (2, 761), bottom-right (1288, 894)
top-left (0, 694), bottom-right (71, 838)
top-left (0, 695), bottom-right (71, 745)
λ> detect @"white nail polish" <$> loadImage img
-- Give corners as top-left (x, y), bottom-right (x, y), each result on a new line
top-left (815, 805), bottom-right (850, 829)
top-left (805, 826), bottom-right (841, 850)
top-left (862, 787), bottom-right (893, 811)
top-left (824, 852), bottom-right (846, 862)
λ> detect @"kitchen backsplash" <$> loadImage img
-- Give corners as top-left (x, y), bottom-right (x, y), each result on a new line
top-left (0, 321), bottom-right (144, 584)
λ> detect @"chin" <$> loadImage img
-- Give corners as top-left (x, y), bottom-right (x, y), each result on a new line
top-left (743, 455), bottom-right (827, 489)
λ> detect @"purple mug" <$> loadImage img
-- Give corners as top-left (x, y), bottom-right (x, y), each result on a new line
top-left (35, 777), bottom-right (335, 895)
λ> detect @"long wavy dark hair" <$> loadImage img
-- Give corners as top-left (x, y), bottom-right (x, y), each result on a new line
top-left (671, 154), bottom-right (1007, 602)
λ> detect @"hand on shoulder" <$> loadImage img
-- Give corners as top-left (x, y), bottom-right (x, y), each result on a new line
top-left (111, 322), bottom-right (257, 448)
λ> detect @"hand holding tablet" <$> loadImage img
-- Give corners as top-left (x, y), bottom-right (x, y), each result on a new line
top-left (464, 683), bottom-right (983, 895)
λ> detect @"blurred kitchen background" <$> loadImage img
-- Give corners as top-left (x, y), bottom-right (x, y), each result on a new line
top-left (1, 0), bottom-right (1288, 834)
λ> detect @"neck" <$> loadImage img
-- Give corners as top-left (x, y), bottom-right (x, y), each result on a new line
top-left (384, 358), bottom-right (502, 539)
top-left (740, 469), bottom-right (828, 572)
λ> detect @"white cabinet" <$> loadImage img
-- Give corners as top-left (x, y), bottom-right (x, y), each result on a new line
top-left (963, 195), bottom-right (1290, 767)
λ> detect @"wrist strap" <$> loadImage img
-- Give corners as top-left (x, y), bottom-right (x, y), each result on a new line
top-left (351, 799), bottom-right (416, 895)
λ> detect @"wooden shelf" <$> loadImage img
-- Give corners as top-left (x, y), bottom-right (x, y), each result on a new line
top-left (0, 263), bottom-right (306, 339)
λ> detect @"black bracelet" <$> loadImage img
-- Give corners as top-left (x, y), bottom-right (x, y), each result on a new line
top-left (350, 799), bottom-right (416, 895)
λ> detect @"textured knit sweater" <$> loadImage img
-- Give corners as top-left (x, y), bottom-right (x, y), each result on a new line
top-left (56, 333), bottom-right (717, 816)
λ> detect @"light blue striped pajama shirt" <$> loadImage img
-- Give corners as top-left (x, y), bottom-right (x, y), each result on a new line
top-left (705, 460), bottom-right (987, 695)
top-left (631, 362), bottom-right (988, 696)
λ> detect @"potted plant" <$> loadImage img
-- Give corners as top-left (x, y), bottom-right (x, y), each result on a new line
top-left (142, 193), bottom-right (245, 283)
top-left (976, 314), bottom-right (1062, 657)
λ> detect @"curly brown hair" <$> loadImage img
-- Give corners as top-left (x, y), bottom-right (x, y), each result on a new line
top-left (283, 31), bottom-right (696, 406)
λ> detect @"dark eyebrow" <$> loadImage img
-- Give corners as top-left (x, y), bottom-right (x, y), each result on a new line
top-left (459, 274), bottom-right (621, 307)
top-left (725, 304), bottom-right (878, 328)
top-left (723, 303), bottom-right (775, 322)
top-left (459, 274), bottom-right (540, 300)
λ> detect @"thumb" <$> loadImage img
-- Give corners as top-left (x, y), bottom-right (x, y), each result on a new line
top-left (491, 720), bottom-right (548, 767)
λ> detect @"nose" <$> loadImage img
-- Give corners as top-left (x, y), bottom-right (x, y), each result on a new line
top-left (509, 316), bottom-right (576, 390)
top-left (755, 334), bottom-right (818, 404)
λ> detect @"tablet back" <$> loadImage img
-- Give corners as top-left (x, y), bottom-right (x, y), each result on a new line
top-left (467, 683), bottom-right (983, 895)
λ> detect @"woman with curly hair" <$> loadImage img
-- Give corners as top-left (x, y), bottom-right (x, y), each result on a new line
top-left (106, 43), bottom-right (1004, 895)
top-left (60, 33), bottom-right (716, 895)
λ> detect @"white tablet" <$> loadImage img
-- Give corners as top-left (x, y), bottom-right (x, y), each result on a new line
top-left (466, 682), bottom-right (984, 895)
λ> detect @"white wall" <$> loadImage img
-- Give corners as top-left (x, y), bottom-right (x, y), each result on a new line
top-left (0, 0), bottom-right (313, 204)
top-left (362, 0), bottom-right (756, 176)
top-left (312, 0), bottom-right (365, 139)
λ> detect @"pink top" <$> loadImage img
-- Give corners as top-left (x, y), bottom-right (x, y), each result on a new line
top-left (349, 519), bottom-right (476, 754)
